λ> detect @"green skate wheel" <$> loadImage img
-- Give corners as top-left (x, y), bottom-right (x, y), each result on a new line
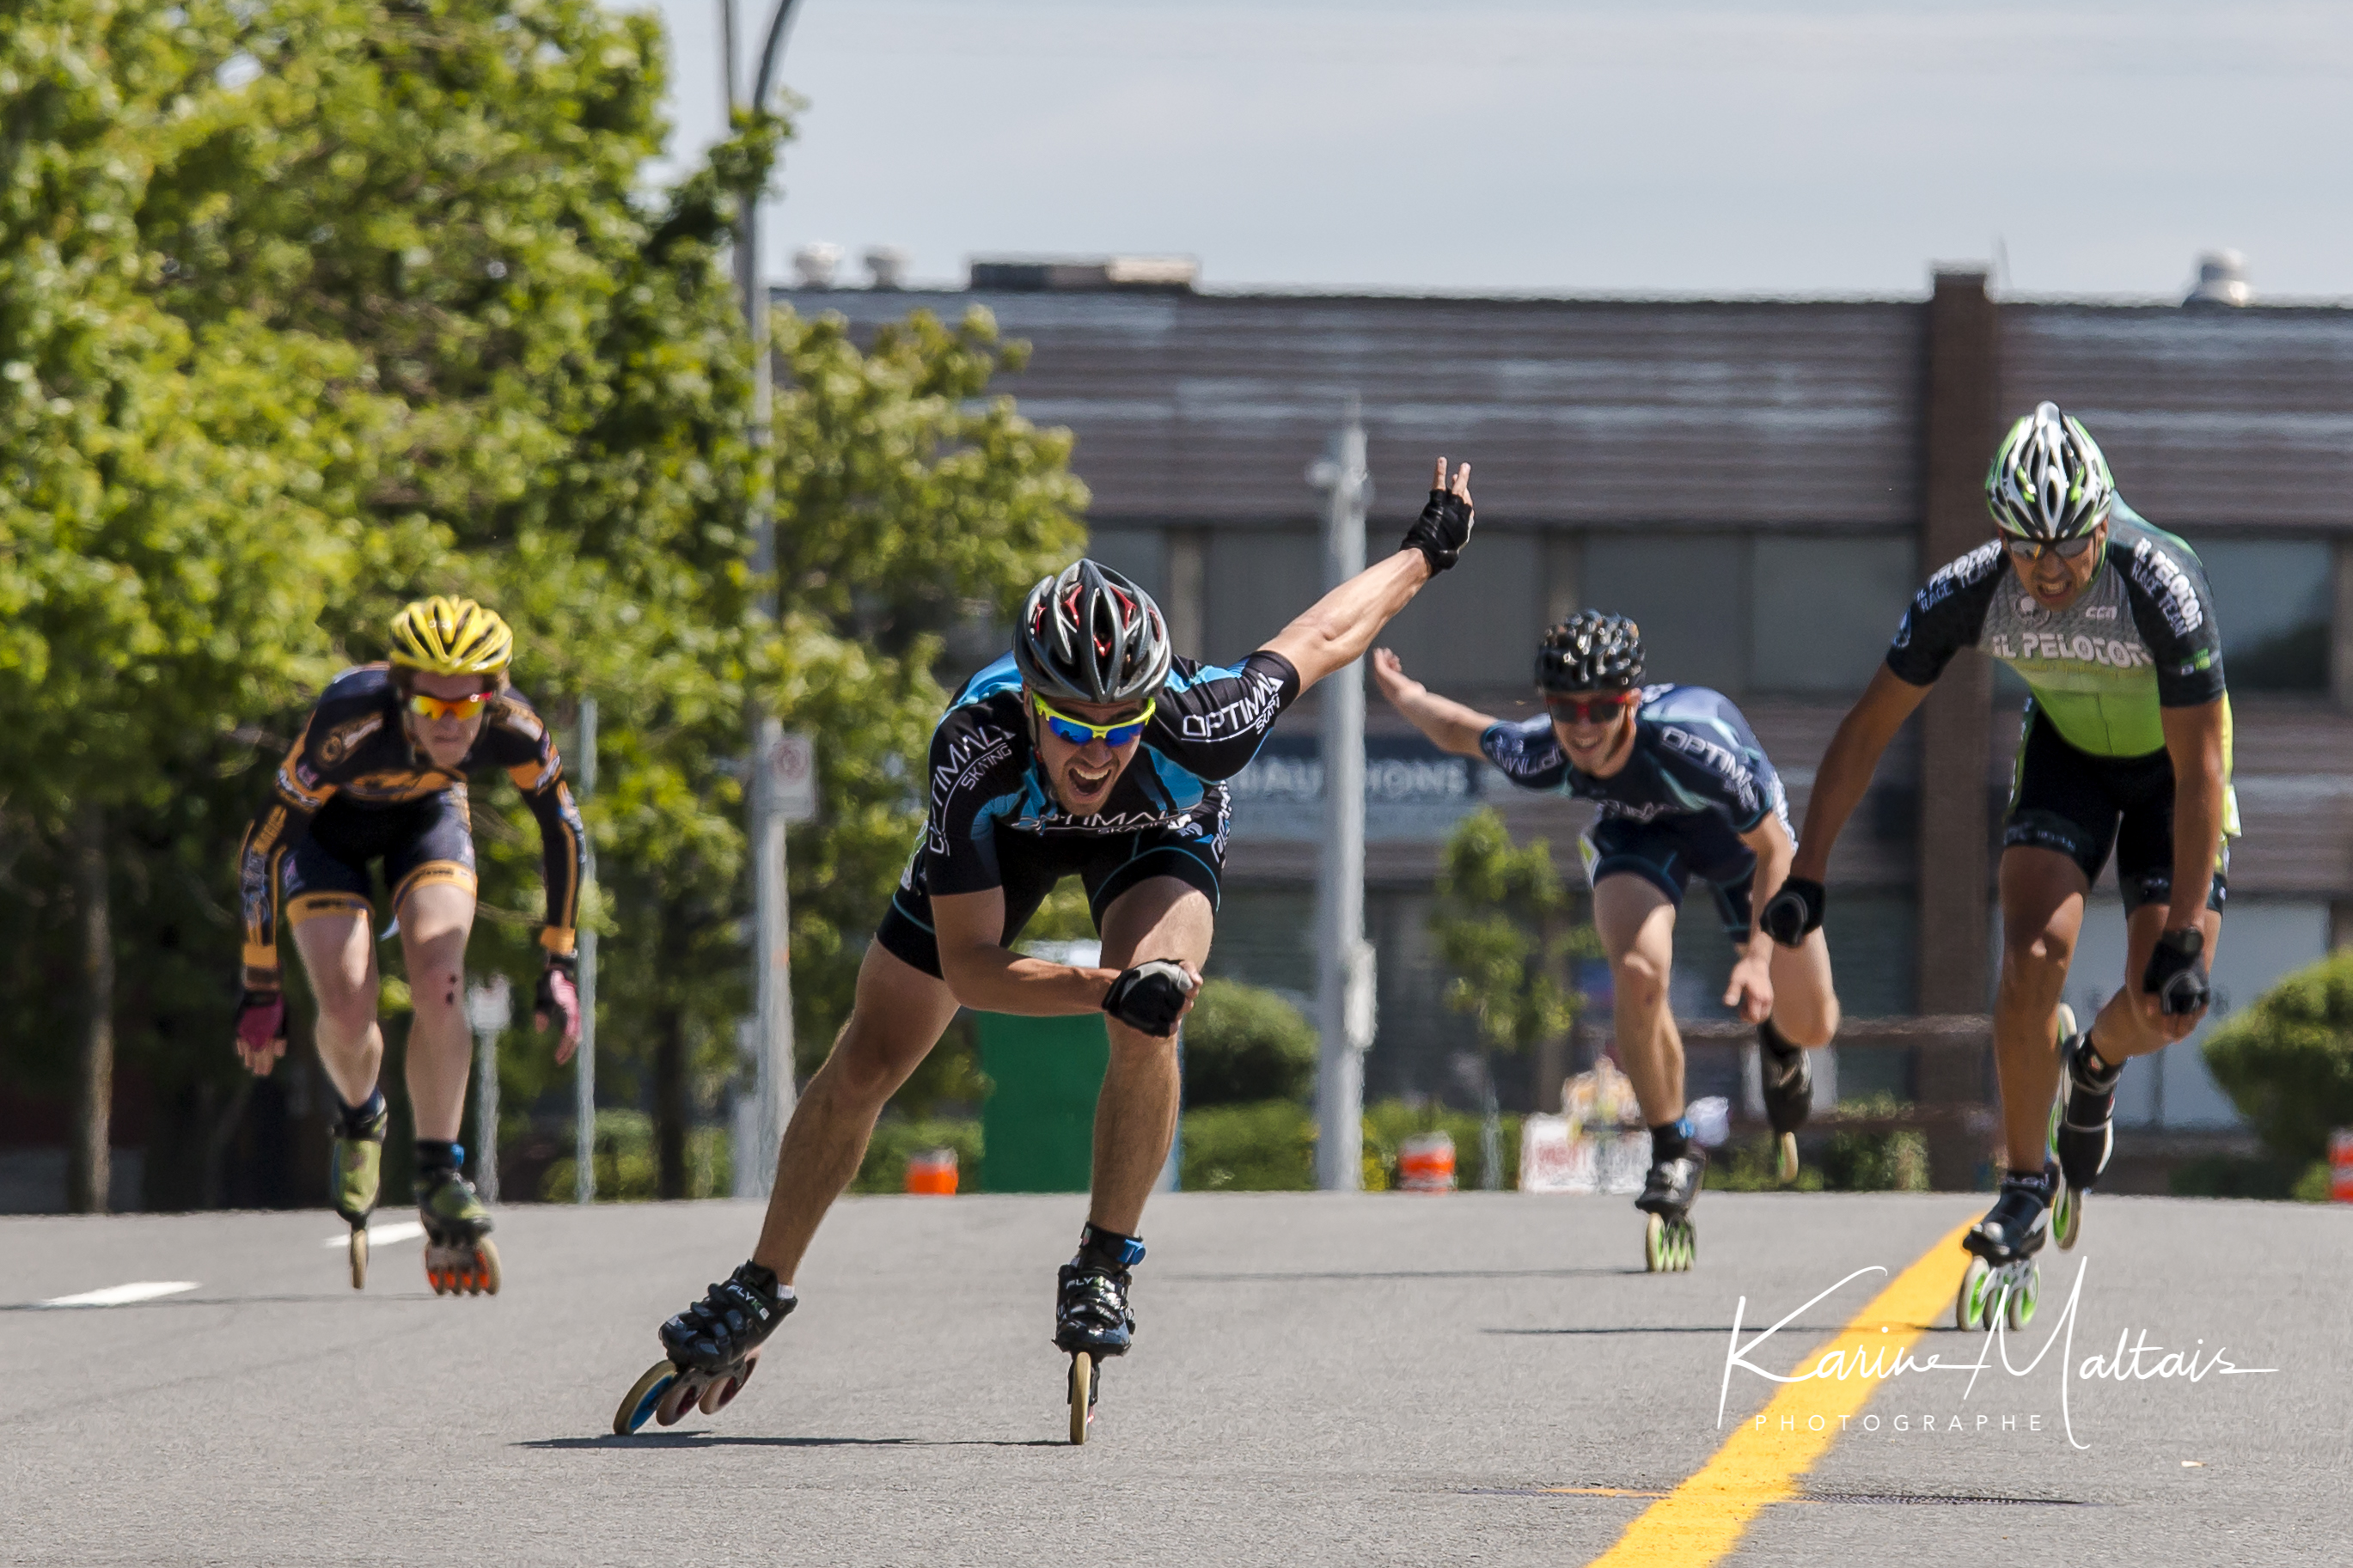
top-left (1955, 1256), bottom-right (1993, 1331)
top-left (1675, 1218), bottom-right (1696, 1272)
top-left (1068, 1352), bottom-right (1094, 1446)
top-left (2006, 1262), bottom-right (2040, 1333)
top-left (348, 1229), bottom-right (368, 1291)
top-left (614, 1361), bottom-right (677, 1436)
top-left (1775, 1132), bottom-right (1799, 1186)
top-left (2052, 1179), bottom-right (2081, 1251)
top-left (1643, 1213), bottom-right (1665, 1272)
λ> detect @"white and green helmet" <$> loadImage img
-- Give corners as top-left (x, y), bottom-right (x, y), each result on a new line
top-left (1985, 400), bottom-right (2115, 541)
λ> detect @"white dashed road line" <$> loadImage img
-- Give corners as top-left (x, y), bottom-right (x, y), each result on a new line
top-left (318, 1219), bottom-right (425, 1249)
top-left (39, 1281), bottom-right (200, 1309)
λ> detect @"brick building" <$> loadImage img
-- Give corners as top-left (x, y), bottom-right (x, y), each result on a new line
top-left (782, 264), bottom-right (2353, 1142)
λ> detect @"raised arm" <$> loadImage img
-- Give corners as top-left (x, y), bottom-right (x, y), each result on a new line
top-left (1259, 457), bottom-right (1475, 692)
top-left (1788, 665), bottom-right (1934, 883)
top-left (1372, 648), bottom-right (1497, 758)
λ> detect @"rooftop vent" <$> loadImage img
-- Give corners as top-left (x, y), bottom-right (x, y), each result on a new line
top-left (967, 254), bottom-right (1199, 294)
top-left (2184, 250), bottom-right (2251, 308)
top-left (863, 245), bottom-right (909, 290)
top-left (792, 241), bottom-right (843, 290)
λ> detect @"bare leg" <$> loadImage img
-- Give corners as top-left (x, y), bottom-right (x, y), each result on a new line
top-left (395, 882), bottom-right (478, 1144)
top-left (292, 912), bottom-right (383, 1108)
top-left (1765, 926), bottom-right (1841, 1049)
top-left (749, 942), bottom-right (963, 1283)
top-left (1088, 876), bottom-right (1215, 1236)
top-left (1593, 876), bottom-right (1684, 1126)
top-left (1994, 847), bottom-right (2090, 1169)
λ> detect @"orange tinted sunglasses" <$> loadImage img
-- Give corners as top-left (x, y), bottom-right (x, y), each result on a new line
top-left (407, 692), bottom-right (490, 721)
top-left (1545, 693), bottom-right (1637, 723)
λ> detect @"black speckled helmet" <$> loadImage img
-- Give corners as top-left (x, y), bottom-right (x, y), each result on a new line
top-left (1013, 559), bottom-right (1172, 707)
top-left (1536, 611), bottom-right (1644, 695)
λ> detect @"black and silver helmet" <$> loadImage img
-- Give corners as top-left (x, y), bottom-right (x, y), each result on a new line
top-left (1014, 559), bottom-right (1172, 707)
top-left (1985, 400), bottom-right (2115, 541)
top-left (1537, 611), bottom-right (1644, 695)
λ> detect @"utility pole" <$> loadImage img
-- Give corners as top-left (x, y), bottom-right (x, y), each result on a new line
top-left (464, 975), bottom-right (511, 1203)
top-left (724, 0), bottom-right (806, 1197)
top-left (575, 696), bottom-right (599, 1203)
top-left (1309, 400), bottom-right (1376, 1192)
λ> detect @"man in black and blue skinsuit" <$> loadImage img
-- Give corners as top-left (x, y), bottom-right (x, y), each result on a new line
top-left (1376, 611), bottom-right (1843, 1259)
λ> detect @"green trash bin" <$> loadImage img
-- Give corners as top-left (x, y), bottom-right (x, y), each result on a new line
top-left (974, 1011), bottom-right (1109, 1193)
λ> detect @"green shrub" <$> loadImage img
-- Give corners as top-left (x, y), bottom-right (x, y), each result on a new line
top-left (1360, 1098), bottom-right (1521, 1192)
top-left (2203, 950), bottom-right (2353, 1167)
top-left (540, 1110), bottom-right (731, 1201)
top-left (1181, 1100), bottom-right (1316, 1191)
top-left (1704, 1097), bottom-right (1928, 1193)
top-left (850, 1116), bottom-right (984, 1194)
top-left (1183, 980), bottom-right (1317, 1107)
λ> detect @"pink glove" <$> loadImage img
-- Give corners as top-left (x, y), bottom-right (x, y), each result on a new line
top-left (536, 961), bottom-right (581, 1064)
top-left (235, 990), bottom-right (287, 1076)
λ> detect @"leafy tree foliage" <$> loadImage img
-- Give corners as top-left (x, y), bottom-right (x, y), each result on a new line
top-left (1429, 808), bottom-right (1595, 1061)
top-left (2203, 949), bottom-right (2353, 1168)
top-left (0, 1), bottom-right (1086, 1206)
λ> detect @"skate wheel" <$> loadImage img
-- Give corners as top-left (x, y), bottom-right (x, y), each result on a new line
top-left (1775, 1132), bottom-right (1799, 1186)
top-left (1956, 1255), bottom-right (1992, 1331)
top-left (2052, 1179), bottom-right (2081, 1251)
top-left (614, 1361), bottom-right (678, 1436)
top-left (1643, 1213), bottom-right (1665, 1272)
top-left (474, 1239), bottom-right (502, 1296)
top-left (654, 1368), bottom-right (704, 1427)
top-left (700, 1348), bottom-right (759, 1414)
top-left (2007, 1262), bottom-right (2041, 1332)
top-left (349, 1229), bottom-right (369, 1290)
top-left (1671, 1218), bottom-right (1694, 1272)
top-left (1068, 1352), bottom-right (1094, 1446)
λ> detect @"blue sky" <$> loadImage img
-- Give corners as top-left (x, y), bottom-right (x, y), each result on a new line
top-left (627, 0), bottom-right (2353, 299)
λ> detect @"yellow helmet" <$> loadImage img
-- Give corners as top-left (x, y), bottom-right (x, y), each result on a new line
top-left (388, 596), bottom-right (514, 678)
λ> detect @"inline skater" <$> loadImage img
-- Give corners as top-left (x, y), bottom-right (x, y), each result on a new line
top-left (1787, 402), bottom-right (2228, 1324)
top-left (232, 597), bottom-right (585, 1293)
top-left (1374, 611), bottom-right (1842, 1272)
top-left (620, 459), bottom-right (1478, 1441)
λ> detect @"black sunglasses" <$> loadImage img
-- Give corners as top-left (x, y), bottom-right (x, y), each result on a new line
top-left (2005, 534), bottom-right (2099, 563)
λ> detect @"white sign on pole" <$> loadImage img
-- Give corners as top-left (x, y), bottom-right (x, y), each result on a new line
top-left (772, 731), bottom-right (818, 824)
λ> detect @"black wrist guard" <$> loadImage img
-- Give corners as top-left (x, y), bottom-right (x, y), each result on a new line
top-left (1758, 876), bottom-right (1826, 949)
top-left (1401, 489), bottom-right (1475, 571)
top-left (2141, 927), bottom-right (2210, 1016)
top-left (1102, 959), bottom-right (1195, 1037)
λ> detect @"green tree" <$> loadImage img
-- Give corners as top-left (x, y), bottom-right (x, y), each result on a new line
top-left (2203, 949), bottom-right (2353, 1173)
top-left (1430, 808), bottom-right (1595, 1066)
top-left (1181, 981), bottom-right (1317, 1107)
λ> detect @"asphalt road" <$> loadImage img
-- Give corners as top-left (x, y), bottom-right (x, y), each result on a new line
top-left (3, 1190), bottom-right (2345, 1565)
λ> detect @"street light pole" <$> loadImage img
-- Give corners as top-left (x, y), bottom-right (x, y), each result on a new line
top-left (1309, 400), bottom-right (1376, 1192)
top-left (724, 0), bottom-right (807, 1196)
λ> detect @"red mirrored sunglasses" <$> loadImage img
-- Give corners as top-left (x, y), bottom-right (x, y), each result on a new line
top-left (1544, 693), bottom-right (1637, 723)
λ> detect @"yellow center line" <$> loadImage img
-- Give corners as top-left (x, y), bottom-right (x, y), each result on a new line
top-left (1582, 1217), bottom-right (1977, 1567)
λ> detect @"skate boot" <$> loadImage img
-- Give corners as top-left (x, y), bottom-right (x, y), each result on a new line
top-left (1055, 1223), bottom-right (1144, 1445)
top-left (1957, 1162), bottom-right (2052, 1333)
top-left (1757, 1018), bottom-right (1812, 1183)
top-left (614, 1262), bottom-right (796, 1434)
top-left (1635, 1126), bottom-right (1705, 1274)
top-left (327, 1093), bottom-right (388, 1290)
top-left (2050, 1017), bottom-right (2115, 1251)
top-left (415, 1161), bottom-right (500, 1297)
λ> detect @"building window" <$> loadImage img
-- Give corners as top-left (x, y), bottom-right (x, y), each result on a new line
top-left (1585, 534), bottom-right (1748, 693)
top-left (2197, 539), bottom-right (2329, 692)
top-left (1750, 538), bottom-right (1917, 694)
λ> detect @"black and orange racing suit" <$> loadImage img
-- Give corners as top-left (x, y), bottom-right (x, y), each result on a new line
top-left (235, 663), bottom-right (587, 991)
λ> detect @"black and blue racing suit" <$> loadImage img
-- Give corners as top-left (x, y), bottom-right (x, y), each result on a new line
top-left (1480, 684), bottom-right (1790, 940)
top-left (875, 649), bottom-right (1301, 978)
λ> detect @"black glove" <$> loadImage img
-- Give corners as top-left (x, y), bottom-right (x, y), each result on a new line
top-left (1102, 959), bottom-right (1195, 1037)
top-left (2141, 928), bottom-right (2210, 1017)
top-left (1401, 489), bottom-right (1475, 572)
top-left (537, 951), bottom-right (582, 1042)
top-left (1758, 876), bottom-right (1826, 949)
